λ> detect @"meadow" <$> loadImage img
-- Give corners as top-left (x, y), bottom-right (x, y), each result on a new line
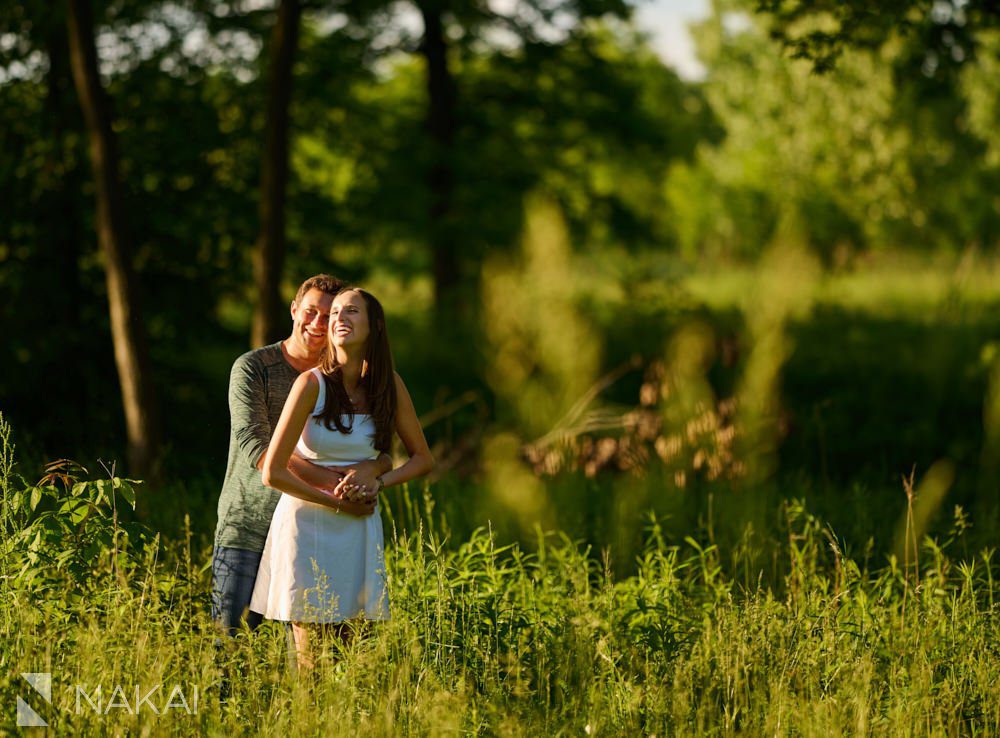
top-left (4, 1), bottom-right (1000, 731)
top-left (3, 253), bottom-right (1000, 736)
top-left (1, 435), bottom-right (997, 736)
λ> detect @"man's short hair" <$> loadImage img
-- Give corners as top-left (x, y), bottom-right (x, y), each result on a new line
top-left (293, 274), bottom-right (344, 304)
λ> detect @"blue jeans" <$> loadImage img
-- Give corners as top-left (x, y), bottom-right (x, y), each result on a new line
top-left (211, 546), bottom-right (264, 636)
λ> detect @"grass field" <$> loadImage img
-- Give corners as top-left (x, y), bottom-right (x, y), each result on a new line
top-left (2, 423), bottom-right (998, 735)
top-left (4, 252), bottom-right (1000, 735)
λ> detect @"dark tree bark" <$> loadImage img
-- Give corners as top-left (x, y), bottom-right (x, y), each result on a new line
top-left (251, 0), bottom-right (302, 348)
top-left (66, 0), bottom-right (160, 478)
top-left (417, 0), bottom-right (460, 309)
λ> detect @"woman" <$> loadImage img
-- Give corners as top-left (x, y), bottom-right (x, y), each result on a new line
top-left (249, 288), bottom-right (434, 668)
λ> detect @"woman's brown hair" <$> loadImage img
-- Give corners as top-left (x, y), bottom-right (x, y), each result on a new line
top-left (316, 289), bottom-right (397, 452)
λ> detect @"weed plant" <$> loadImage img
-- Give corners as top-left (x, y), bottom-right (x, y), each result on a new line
top-left (1, 415), bottom-right (997, 736)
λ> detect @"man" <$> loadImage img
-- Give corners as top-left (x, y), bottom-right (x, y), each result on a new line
top-left (212, 274), bottom-right (392, 636)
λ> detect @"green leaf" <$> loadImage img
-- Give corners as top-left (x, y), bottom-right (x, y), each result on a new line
top-left (93, 479), bottom-right (111, 506)
top-left (59, 499), bottom-right (92, 525)
top-left (54, 549), bottom-right (76, 568)
top-left (118, 480), bottom-right (137, 509)
top-left (29, 486), bottom-right (42, 511)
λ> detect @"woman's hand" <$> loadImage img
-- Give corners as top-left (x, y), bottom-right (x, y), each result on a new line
top-left (333, 468), bottom-right (381, 502)
top-left (322, 487), bottom-right (377, 516)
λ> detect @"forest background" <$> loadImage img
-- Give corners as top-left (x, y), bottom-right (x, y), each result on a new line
top-left (3, 0), bottom-right (1000, 732)
top-left (2, 0), bottom-right (1000, 571)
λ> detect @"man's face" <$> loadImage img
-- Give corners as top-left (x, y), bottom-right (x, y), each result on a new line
top-left (289, 288), bottom-right (335, 359)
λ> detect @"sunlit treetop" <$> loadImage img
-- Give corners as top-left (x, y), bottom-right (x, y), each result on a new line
top-left (753, 0), bottom-right (1000, 75)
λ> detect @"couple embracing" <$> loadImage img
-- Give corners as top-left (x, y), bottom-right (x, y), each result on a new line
top-left (212, 274), bottom-right (434, 669)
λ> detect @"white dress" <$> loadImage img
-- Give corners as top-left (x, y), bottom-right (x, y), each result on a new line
top-left (250, 368), bottom-right (389, 623)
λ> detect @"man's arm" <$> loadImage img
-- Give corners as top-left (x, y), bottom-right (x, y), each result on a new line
top-left (261, 435), bottom-right (376, 517)
top-left (285, 454), bottom-right (342, 488)
top-left (282, 452), bottom-right (391, 488)
top-left (343, 453), bottom-right (393, 483)
top-left (229, 354), bottom-right (272, 471)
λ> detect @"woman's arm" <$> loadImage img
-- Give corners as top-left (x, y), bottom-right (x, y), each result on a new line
top-left (377, 373), bottom-right (435, 489)
top-left (262, 372), bottom-right (374, 516)
top-left (288, 454), bottom-right (344, 490)
top-left (288, 453), bottom-right (392, 492)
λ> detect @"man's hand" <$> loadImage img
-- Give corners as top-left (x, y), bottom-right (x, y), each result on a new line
top-left (330, 458), bottom-right (385, 502)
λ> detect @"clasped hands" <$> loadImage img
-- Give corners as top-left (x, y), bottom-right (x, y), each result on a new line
top-left (328, 465), bottom-right (380, 502)
top-left (288, 455), bottom-right (384, 516)
top-left (318, 461), bottom-right (381, 516)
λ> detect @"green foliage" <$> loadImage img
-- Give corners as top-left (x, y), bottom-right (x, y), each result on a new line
top-left (0, 418), bottom-right (151, 604)
top-left (2, 22), bottom-right (1000, 734)
top-left (2, 416), bottom-right (998, 732)
top-left (2, 474), bottom-right (998, 734)
top-left (754, 0), bottom-right (1000, 75)
top-left (0, 8), bottom-right (718, 465)
top-left (668, 4), bottom-right (1000, 262)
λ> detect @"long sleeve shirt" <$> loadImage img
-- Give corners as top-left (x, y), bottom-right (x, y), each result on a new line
top-left (214, 342), bottom-right (301, 552)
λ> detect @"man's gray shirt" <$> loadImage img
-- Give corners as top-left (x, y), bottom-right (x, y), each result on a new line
top-left (214, 342), bottom-right (301, 552)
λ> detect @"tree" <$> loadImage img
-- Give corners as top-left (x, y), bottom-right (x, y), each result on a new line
top-left (664, 2), bottom-right (1000, 260)
top-left (65, 0), bottom-right (161, 478)
top-left (416, 0), bottom-right (460, 310)
top-left (340, 0), bottom-right (632, 310)
top-left (286, 18), bottom-right (716, 277)
top-left (0, 2), bottom-right (99, 452)
top-left (251, 0), bottom-right (303, 347)
top-left (753, 0), bottom-right (1000, 73)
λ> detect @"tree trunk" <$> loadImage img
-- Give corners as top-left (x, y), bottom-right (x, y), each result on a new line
top-left (251, 0), bottom-right (302, 348)
top-left (66, 0), bottom-right (160, 478)
top-left (418, 0), bottom-right (459, 309)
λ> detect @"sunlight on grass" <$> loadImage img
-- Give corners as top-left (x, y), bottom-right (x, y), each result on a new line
top-left (682, 250), bottom-right (1000, 316)
top-left (2, 403), bottom-right (999, 735)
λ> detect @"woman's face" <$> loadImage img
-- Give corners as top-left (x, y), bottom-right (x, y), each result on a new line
top-left (329, 290), bottom-right (370, 350)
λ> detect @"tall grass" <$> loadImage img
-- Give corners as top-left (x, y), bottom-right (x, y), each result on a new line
top-left (1, 414), bottom-right (997, 736)
top-left (6, 235), bottom-right (1000, 734)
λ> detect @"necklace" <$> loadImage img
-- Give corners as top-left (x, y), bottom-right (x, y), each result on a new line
top-left (344, 384), bottom-right (363, 407)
